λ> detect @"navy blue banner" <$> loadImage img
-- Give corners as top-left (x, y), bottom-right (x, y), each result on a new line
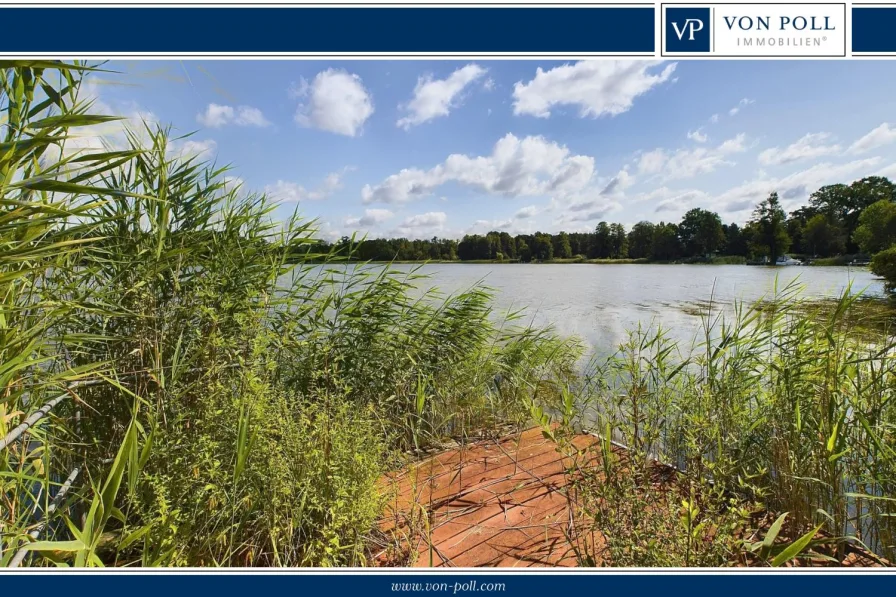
top-left (853, 6), bottom-right (896, 53)
top-left (0, 6), bottom-right (655, 54)
top-left (1, 573), bottom-right (894, 594)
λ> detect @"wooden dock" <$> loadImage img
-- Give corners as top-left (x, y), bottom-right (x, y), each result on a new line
top-left (373, 427), bottom-right (603, 567)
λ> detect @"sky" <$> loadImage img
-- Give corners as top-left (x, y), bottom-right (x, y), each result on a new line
top-left (85, 59), bottom-right (896, 241)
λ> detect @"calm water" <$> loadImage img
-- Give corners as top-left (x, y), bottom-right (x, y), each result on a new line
top-left (388, 264), bottom-right (885, 357)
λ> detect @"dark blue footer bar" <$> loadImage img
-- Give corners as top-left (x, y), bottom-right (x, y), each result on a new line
top-left (2, 574), bottom-right (893, 593)
top-left (0, 7), bottom-right (655, 54)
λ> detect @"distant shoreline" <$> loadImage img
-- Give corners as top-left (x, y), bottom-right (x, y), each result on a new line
top-left (355, 258), bottom-right (868, 267)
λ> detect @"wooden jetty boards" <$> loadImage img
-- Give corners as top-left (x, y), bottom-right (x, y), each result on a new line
top-left (376, 427), bottom-right (604, 567)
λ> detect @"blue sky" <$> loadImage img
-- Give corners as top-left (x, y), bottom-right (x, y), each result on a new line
top-left (88, 59), bottom-right (896, 240)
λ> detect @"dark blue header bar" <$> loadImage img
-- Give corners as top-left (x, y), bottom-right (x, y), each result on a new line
top-left (0, 6), bottom-right (655, 55)
top-left (853, 6), bottom-right (896, 53)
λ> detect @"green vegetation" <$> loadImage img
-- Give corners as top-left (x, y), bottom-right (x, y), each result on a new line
top-left (3, 62), bottom-right (894, 569)
top-left (1, 62), bottom-right (579, 567)
top-left (538, 282), bottom-right (896, 566)
top-left (852, 193), bottom-right (896, 295)
top-left (312, 179), bottom-right (896, 266)
top-left (748, 192), bottom-right (791, 264)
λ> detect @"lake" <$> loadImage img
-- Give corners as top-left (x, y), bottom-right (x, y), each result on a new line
top-left (388, 263), bottom-right (885, 357)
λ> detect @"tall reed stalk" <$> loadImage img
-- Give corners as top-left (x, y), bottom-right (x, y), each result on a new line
top-left (1, 62), bottom-right (579, 567)
top-left (544, 280), bottom-right (895, 565)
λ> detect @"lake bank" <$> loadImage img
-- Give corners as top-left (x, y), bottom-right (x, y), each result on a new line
top-left (350, 257), bottom-right (871, 267)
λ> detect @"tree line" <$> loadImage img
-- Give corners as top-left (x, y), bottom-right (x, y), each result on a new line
top-left (312, 176), bottom-right (896, 265)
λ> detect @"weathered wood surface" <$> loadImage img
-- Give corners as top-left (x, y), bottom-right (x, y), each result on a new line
top-left (375, 427), bottom-right (602, 567)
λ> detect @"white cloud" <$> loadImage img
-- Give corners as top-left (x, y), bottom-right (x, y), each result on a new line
top-left (654, 190), bottom-right (706, 214)
top-left (313, 221), bottom-right (343, 242)
top-left (848, 123), bottom-right (896, 155)
top-left (877, 162), bottom-right (896, 179)
top-left (171, 139), bottom-right (218, 161)
top-left (719, 157), bottom-right (883, 215)
top-left (196, 104), bottom-right (232, 128)
top-left (637, 150), bottom-right (668, 176)
top-left (729, 98), bottom-right (755, 116)
top-left (396, 64), bottom-right (486, 130)
top-left (291, 69), bottom-right (374, 137)
top-left (265, 181), bottom-right (319, 203)
top-left (403, 212), bottom-right (447, 227)
top-left (344, 208), bottom-right (394, 228)
top-left (758, 132), bottom-right (841, 165)
top-left (552, 196), bottom-right (621, 225)
top-left (264, 168), bottom-right (350, 202)
top-left (233, 106), bottom-right (270, 127)
top-left (515, 205), bottom-right (537, 219)
top-left (637, 134), bottom-right (748, 181)
top-left (687, 128), bottom-right (708, 143)
top-left (361, 133), bottom-right (595, 204)
top-left (393, 212), bottom-right (448, 238)
top-left (631, 186), bottom-right (675, 203)
top-left (512, 60), bottom-right (676, 119)
top-left (464, 218), bottom-right (533, 236)
top-left (718, 134), bottom-right (748, 154)
top-left (600, 169), bottom-right (635, 195)
top-left (709, 114), bottom-right (720, 124)
top-left (196, 104), bottom-right (271, 128)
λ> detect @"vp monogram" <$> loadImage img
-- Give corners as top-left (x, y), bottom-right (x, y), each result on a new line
top-left (672, 18), bottom-right (705, 41)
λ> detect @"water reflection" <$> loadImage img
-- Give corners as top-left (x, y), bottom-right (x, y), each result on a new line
top-left (390, 263), bottom-right (884, 357)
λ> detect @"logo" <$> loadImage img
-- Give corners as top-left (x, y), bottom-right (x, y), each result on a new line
top-left (666, 7), bottom-right (711, 52)
top-left (672, 18), bottom-right (704, 41)
top-left (663, 4), bottom-right (846, 57)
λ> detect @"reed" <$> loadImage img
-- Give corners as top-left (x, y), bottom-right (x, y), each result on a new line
top-left (542, 280), bottom-right (896, 565)
top-left (1, 62), bottom-right (578, 567)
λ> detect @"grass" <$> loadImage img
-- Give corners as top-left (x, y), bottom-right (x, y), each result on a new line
top-left (808, 255), bottom-right (870, 266)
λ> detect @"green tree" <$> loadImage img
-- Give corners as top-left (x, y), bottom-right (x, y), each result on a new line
top-left (553, 232), bottom-right (573, 259)
top-left (532, 233), bottom-right (554, 261)
top-left (785, 218), bottom-right (805, 255)
top-left (651, 222), bottom-right (682, 261)
top-left (802, 214), bottom-right (845, 257)
top-left (609, 223), bottom-right (628, 258)
top-left (517, 237), bottom-right (532, 262)
top-left (808, 184), bottom-right (852, 223)
top-left (458, 234), bottom-right (490, 260)
top-left (678, 208), bottom-right (725, 258)
top-left (851, 175), bottom-right (896, 206)
top-left (748, 192), bottom-right (791, 263)
top-left (568, 232), bottom-right (591, 257)
top-left (627, 221), bottom-right (655, 259)
top-left (592, 222), bottom-right (611, 258)
top-left (871, 246), bottom-right (896, 295)
top-left (499, 231), bottom-right (516, 260)
top-left (786, 204), bottom-right (823, 254)
top-left (853, 199), bottom-right (896, 255)
top-left (809, 177), bottom-right (896, 251)
top-left (486, 231), bottom-right (502, 259)
top-left (722, 223), bottom-right (749, 256)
